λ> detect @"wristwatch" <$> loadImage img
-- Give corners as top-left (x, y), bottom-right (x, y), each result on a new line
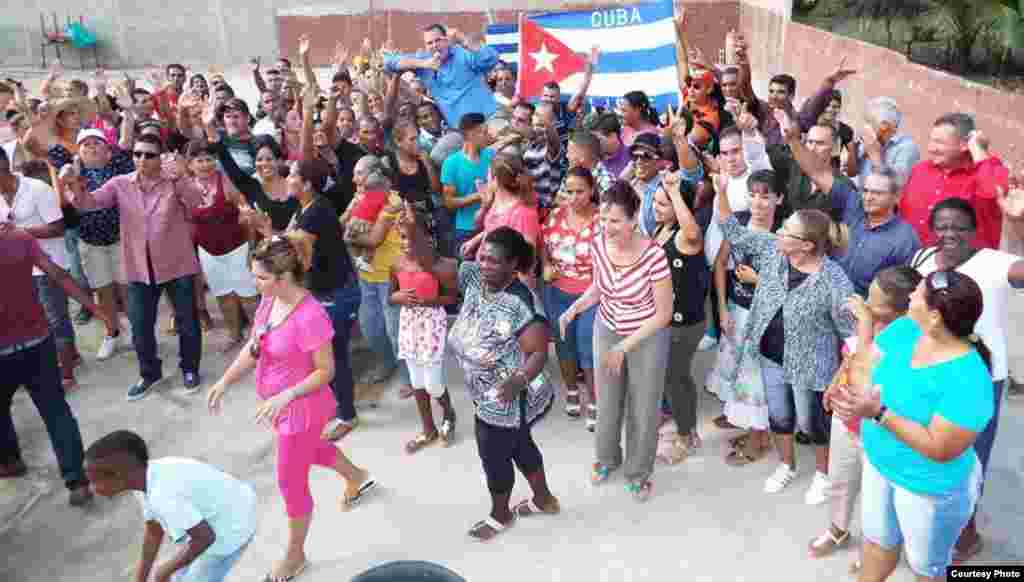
top-left (872, 404), bottom-right (888, 424)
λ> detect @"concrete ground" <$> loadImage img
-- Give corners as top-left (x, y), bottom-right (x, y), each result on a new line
top-left (1, 67), bottom-right (1022, 581)
top-left (2, 291), bottom-right (1023, 582)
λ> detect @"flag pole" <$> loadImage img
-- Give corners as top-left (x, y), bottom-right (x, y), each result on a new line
top-left (516, 12), bottom-right (525, 98)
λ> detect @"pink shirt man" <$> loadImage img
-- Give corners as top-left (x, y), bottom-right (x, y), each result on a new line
top-left (72, 172), bottom-right (204, 284)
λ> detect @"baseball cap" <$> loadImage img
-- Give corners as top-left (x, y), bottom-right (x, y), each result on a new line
top-left (76, 128), bottom-right (109, 145)
top-left (628, 132), bottom-right (663, 157)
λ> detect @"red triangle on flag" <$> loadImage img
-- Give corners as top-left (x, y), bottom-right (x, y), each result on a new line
top-left (517, 15), bottom-right (589, 100)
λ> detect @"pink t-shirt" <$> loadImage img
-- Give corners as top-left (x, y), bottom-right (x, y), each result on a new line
top-left (253, 294), bottom-right (336, 435)
top-left (482, 201), bottom-right (540, 251)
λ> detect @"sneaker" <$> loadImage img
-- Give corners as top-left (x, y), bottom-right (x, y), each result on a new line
top-left (96, 334), bottom-right (119, 360)
top-left (127, 376), bottom-right (164, 401)
top-left (68, 484), bottom-right (93, 507)
top-left (764, 463), bottom-right (797, 493)
top-left (697, 333), bottom-right (719, 351)
top-left (805, 471), bottom-right (830, 505)
top-left (1008, 377), bottom-right (1024, 401)
top-left (182, 372), bottom-right (202, 394)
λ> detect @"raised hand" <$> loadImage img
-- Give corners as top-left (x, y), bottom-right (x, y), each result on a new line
top-left (774, 107), bottom-right (798, 142)
top-left (861, 123), bottom-right (882, 160)
top-left (92, 68), bottom-right (108, 95)
top-left (968, 129), bottom-right (990, 155)
top-left (249, 56), bottom-right (261, 73)
top-left (997, 173), bottom-right (1024, 221)
top-left (334, 41), bottom-right (349, 68)
top-left (826, 57), bottom-right (857, 85)
top-left (736, 105), bottom-right (758, 134)
top-left (380, 38), bottom-right (396, 55)
top-left (298, 34), bottom-right (312, 57)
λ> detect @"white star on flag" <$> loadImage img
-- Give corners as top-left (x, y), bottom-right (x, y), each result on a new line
top-left (529, 43), bottom-right (558, 73)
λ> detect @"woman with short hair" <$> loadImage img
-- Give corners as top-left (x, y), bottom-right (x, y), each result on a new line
top-left (561, 181), bottom-right (673, 501)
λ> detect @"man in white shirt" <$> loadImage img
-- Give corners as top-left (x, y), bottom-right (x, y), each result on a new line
top-left (85, 431), bottom-right (257, 582)
top-left (0, 149), bottom-right (81, 387)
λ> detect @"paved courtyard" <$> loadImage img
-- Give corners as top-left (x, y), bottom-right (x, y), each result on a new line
top-left (2, 290), bottom-right (1022, 582)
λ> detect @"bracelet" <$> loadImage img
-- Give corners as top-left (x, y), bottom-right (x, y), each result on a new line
top-left (872, 404), bottom-right (888, 424)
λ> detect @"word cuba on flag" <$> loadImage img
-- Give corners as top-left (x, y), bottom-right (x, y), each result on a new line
top-left (485, 0), bottom-right (681, 111)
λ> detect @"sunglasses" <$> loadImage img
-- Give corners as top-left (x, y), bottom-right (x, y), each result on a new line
top-left (250, 323), bottom-right (271, 359)
top-left (632, 151), bottom-right (658, 161)
top-left (929, 270), bottom-right (960, 296)
top-left (132, 150), bottom-right (160, 159)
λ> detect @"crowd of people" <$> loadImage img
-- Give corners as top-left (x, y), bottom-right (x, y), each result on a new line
top-left (2, 12), bottom-right (1023, 582)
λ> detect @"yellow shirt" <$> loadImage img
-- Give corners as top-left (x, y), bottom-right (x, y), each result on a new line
top-left (359, 210), bottom-right (402, 284)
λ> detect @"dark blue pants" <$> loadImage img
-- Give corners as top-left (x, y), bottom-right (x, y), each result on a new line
top-left (126, 275), bottom-right (202, 382)
top-left (317, 285), bottom-right (361, 422)
top-left (0, 336), bottom-right (86, 488)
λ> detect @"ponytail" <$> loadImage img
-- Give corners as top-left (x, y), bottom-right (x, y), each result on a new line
top-left (967, 334), bottom-right (994, 374)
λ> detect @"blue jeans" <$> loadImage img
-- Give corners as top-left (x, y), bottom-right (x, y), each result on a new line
top-left (64, 227), bottom-right (90, 291)
top-left (172, 537), bottom-right (251, 582)
top-left (358, 279), bottom-right (409, 383)
top-left (861, 455), bottom-right (981, 578)
top-left (316, 285), bottom-right (360, 421)
top-left (541, 284), bottom-right (595, 369)
top-left (974, 379), bottom-right (1004, 495)
top-left (126, 275), bottom-right (202, 382)
top-left (761, 356), bottom-right (830, 444)
top-left (32, 275), bottom-right (76, 351)
top-left (0, 336), bottom-right (86, 488)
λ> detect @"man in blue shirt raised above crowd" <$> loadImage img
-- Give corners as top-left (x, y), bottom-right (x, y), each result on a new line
top-left (384, 24), bottom-right (498, 128)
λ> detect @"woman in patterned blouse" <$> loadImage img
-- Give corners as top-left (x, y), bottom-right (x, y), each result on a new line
top-left (448, 227), bottom-right (558, 542)
top-left (716, 180), bottom-right (855, 502)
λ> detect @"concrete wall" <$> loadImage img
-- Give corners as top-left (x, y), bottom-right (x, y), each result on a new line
top-left (741, 0), bottom-right (1024, 168)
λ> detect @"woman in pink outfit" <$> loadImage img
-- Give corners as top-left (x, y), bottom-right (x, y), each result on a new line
top-left (207, 236), bottom-right (375, 582)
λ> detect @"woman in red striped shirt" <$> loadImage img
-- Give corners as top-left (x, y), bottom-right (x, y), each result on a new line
top-left (559, 181), bottom-right (673, 501)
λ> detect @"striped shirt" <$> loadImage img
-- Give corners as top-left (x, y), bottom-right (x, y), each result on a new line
top-left (593, 234), bottom-right (671, 335)
top-left (523, 141), bottom-right (562, 210)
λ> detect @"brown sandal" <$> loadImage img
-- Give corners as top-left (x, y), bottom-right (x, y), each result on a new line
top-left (404, 431), bottom-right (439, 454)
top-left (713, 414), bottom-right (739, 430)
top-left (724, 440), bottom-right (766, 466)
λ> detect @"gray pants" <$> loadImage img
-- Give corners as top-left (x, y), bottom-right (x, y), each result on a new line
top-left (664, 323), bottom-right (704, 435)
top-left (594, 317), bottom-right (670, 483)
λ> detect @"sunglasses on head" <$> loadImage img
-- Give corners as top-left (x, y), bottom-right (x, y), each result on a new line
top-left (929, 270), bottom-right (960, 296)
top-left (132, 150), bottom-right (159, 159)
top-left (632, 150), bottom-right (658, 161)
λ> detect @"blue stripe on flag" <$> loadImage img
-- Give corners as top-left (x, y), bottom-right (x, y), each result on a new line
top-left (531, 0), bottom-right (674, 30)
top-left (573, 45), bottom-right (676, 74)
top-left (486, 23), bottom-right (517, 35)
top-left (490, 43), bottom-right (519, 56)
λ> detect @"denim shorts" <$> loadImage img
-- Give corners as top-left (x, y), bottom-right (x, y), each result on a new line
top-left (760, 356), bottom-right (830, 444)
top-left (861, 455), bottom-right (981, 578)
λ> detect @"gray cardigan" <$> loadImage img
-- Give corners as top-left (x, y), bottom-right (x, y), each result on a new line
top-left (720, 215), bottom-right (855, 392)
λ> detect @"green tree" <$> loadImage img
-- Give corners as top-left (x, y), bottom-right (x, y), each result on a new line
top-left (844, 0), bottom-right (932, 48)
top-left (931, 0), bottom-right (1000, 71)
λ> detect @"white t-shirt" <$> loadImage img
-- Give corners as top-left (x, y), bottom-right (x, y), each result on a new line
top-left (0, 175), bottom-right (68, 274)
top-left (703, 136), bottom-right (773, 268)
top-left (915, 247), bottom-right (1019, 381)
top-left (134, 458), bottom-right (258, 556)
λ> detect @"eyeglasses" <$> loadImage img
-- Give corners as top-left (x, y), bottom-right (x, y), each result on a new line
top-left (632, 151), bottom-right (658, 161)
top-left (132, 150), bottom-right (159, 159)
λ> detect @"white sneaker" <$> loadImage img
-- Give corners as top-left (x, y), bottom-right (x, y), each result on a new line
top-left (697, 334), bottom-right (719, 351)
top-left (97, 334), bottom-right (119, 360)
top-left (804, 471), bottom-right (830, 505)
top-left (764, 463), bottom-right (797, 493)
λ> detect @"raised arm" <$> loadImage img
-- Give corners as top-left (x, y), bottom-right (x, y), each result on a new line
top-left (568, 47), bottom-right (599, 114)
top-left (779, 108), bottom-right (834, 193)
top-left (673, 12), bottom-right (691, 97)
top-left (250, 58), bottom-right (267, 94)
top-left (797, 59), bottom-right (857, 133)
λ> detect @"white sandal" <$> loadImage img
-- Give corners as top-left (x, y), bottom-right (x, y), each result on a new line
top-left (585, 404), bottom-right (597, 432)
top-left (565, 389), bottom-right (581, 418)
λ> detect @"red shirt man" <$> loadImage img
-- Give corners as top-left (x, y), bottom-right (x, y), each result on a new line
top-left (900, 113), bottom-right (1010, 249)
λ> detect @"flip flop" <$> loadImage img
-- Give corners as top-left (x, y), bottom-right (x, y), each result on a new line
top-left (404, 432), bottom-right (439, 454)
top-left (342, 479), bottom-right (377, 510)
top-left (513, 497), bottom-right (560, 518)
top-left (263, 559), bottom-right (308, 582)
top-left (439, 413), bottom-right (456, 447)
top-left (468, 515), bottom-right (513, 542)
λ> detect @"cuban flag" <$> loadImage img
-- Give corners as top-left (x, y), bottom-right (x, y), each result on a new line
top-left (485, 0), bottom-right (680, 112)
